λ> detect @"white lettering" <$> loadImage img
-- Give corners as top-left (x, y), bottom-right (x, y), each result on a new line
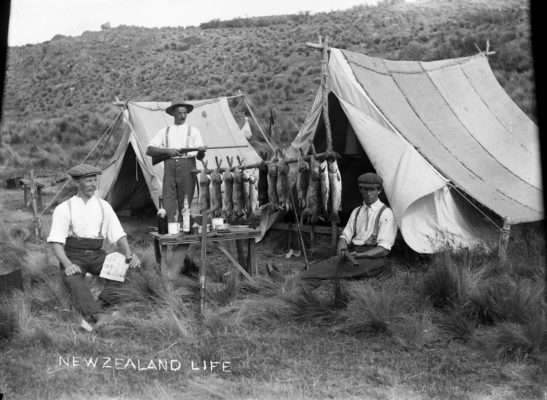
top-left (171, 360), bottom-right (181, 371)
top-left (191, 361), bottom-right (200, 371)
top-left (210, 361), bottom-right (220, 371)
top-left (59, 356), bottom-right (70, 367)
top-left (157, 359), bottom-right (167, 371)
top-left (83, 357), bottom-right (98, 368)
top-left (147, 360), bottom-right (157, 370)
top-left (115, 358), bottom-right (125, 370)
top-left (222, 361), bottom-right (231, 373)
top-left (138, 359), bottom-right (147, 371)
top-left (72, 357), bottom-right (80, 367)
top-left (102, 357), bottom-right (112, 369)
top-left (125, 359), bottom-right (136, 370)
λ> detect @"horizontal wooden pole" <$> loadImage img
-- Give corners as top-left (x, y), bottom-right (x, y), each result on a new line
top-left (271, 222), bottom-right (342, 236)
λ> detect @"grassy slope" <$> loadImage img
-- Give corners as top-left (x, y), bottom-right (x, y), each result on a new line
top-left (0, 0), bottom-right (535, 178)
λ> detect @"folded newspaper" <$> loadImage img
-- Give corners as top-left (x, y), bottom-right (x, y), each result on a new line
top-left (100, 252), bottom-right (129, 282)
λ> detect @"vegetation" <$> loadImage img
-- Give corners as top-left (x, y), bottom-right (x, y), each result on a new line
top-left (0, 0), bottom-right (535, 179)
top-left (0, 217), bottom-right (545, 398)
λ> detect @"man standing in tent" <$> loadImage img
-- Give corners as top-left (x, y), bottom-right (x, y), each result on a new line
top-left (146, 101), bottom-right (206, 221)
top-left (272, 173), bottom-right (398, 288)
top-left (47, 164), bottom-right (141, 325)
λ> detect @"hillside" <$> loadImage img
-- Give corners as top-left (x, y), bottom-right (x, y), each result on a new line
top-left (0, 0), bottom-right (534, 177)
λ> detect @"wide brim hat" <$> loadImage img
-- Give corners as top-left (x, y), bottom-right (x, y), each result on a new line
top-left (358, 172), bottom-right (383, 188)
top-left (165, 101), bottom-right (194, 116)
top-left (68, 164), bottom-right (102, 179)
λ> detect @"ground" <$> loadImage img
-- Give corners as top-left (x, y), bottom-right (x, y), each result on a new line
top-left (0, 183), bottom-right (546, 400)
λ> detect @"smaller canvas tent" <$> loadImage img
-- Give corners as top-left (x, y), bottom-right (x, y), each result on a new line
top-left (98, 96), bottom-right (265, 212)
top-left (288, 48), bottom-right (543, 254)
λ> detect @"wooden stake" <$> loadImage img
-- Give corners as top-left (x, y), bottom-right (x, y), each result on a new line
top-left (199, 211), bottom-right (208, 315)
top-left (498, 217), bottom-right (511, 263)
top-left (29, 170), bottom-right (42, 237)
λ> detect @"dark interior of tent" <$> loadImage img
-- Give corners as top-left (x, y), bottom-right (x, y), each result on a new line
top-left (106, 145), bottom-right (154, 213)
top-left (310, 93), bottom-right (390, 225)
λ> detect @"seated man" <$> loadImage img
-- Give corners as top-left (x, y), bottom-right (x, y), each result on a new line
top-left (279, 172), bottom-right (398, 290)
top-left (47, 163), bottom-right (141, 325)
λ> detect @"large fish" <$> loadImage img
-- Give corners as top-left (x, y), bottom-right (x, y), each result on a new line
top-left (257, 161), bottom-right (269, 206)
top-left (296, 155), bottom-right (310, 209)
top-left (242, 169), bottom-right (250, 215)
top-left (232, 165), bottom-right (245, 217)
top-left (198, 160), bottom-right (211, 211)
top-left (302, 154), bottom-right (321, 224)
top-left (328, 159), bottom-right (342, 223)
top-left (248, 174), bottom-right (258, 217)
top-left (320, 160), bottom-right (330, 216)
top-left (222, 157), bottom-right (234, 217)
top-left (276, 156), bottom-right (290, 211)
top-left (267, 158), bottom-right (279, 211)
top-left (209, 157), bottom-right (223, 217)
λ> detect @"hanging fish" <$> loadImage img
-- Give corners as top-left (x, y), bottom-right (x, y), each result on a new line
top-left (320, 160), bottom-right (330, 216)
top-left (267, 157), bottom-right (279, 211)
top-left (276, 152), bottom-right (290, 211)
top-left (328, 159), bottom-right (342, 223)
top-left (248, 174), bottom-right (258, 216)
top-left (210, 156), bottom-right (223, 217)
top-left (199, 160), bottom-right (211, 211)
top-left (302, 153), bottom-right (321, 224)
top-left (242, 168), bottom-right (250, 216)
top-left (222, 156), bottom-right (234, 217)
top-left (296, 151), bottom-right (310, 209)
top-left (232, 156), bottom-right (246, 217)
top-left (257, 152), bottom-right (269, 207)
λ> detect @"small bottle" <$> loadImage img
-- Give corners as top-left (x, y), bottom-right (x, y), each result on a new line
top-left (182, 196), bottom-right (191, 234)
top-left (157, 196), bottom-right (168, 234)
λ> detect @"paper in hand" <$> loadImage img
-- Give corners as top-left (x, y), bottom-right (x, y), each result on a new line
top-left (100, 252), bottom-right (129, 282)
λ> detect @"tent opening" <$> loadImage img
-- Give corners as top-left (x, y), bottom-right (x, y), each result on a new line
top-left (311, 93), bottom-right (390, 224)
top-left (106, 144), bottom-right (153, 212)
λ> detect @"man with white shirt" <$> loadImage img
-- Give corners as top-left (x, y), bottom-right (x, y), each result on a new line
top-left (146, 101), bottom-right (206, 221)
top-left (48, 163), bottom-right (140, 324)
top-left (274, 172), bottom-right (398, 289)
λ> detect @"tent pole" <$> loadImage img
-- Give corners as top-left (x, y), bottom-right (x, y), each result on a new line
top-left (497, 217), bottom-right (511, 263)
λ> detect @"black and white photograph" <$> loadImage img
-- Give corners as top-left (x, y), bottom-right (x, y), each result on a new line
top-left (0, 0), bottom-right (545, 398)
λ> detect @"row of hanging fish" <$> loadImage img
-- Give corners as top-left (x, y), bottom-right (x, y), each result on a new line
top-left (258, 145), bottom-right (342, 224)
top-left (198, 156), bottom-right (259, 219)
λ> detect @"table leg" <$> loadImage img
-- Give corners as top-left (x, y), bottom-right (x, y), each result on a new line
top-left (247, 238), bottom-right (257, 276)
top-left (153, 238), bottom-right (161, 265)
top-left (236, 239), bottom-right (246, 271)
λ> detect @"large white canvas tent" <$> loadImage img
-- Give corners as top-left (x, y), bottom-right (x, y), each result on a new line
top-left (98, 96), bottom-right (264, 212)
top-left (288, 48), bottom-right (543, 254)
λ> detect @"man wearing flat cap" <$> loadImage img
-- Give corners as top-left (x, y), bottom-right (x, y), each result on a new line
top-left (47, 164), bottom-right (141, 325)
top-left (273, 172), bottom-right (398, 289)
top-left (146, 101), bottom-right (206, 221)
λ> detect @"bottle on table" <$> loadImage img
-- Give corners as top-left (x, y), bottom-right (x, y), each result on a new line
top-left (157, 196), bottom-right (168, 234)
top-left (182, 196), bottom-right (191, 234)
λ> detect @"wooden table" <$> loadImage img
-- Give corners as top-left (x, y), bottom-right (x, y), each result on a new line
top-left (151, 226), bottom-right (261, 277)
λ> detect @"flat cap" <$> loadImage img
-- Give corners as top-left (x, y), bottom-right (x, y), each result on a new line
top-left (68, 164), bottom-right (102, 179)
top-left (165, 101), bottom-right (194, 116)
top-left (358, 172), bottom-right (382, 187)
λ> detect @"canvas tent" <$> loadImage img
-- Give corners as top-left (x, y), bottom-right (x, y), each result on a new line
top-left (288, 48), bottom-right (543, 254)
top-left (98, 96), bottom-right (265, 212)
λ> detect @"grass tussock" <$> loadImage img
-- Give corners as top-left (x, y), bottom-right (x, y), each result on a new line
top-left (487, 317), bottom-right (547, 358)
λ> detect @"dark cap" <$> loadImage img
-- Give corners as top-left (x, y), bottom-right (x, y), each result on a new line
top-left (165, 101), bottom-right (194, 116)
top-left (67, 164), bottom-right (102, 179)
top-left (358, 172), bottom-right (382, 188)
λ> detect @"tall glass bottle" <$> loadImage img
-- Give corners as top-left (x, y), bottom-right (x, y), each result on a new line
top-left (182, 196), bottom-right (191, 234)
top-left (157, 196), bottom-right (168, 234)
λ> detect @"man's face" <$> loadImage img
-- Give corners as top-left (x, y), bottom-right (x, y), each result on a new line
top-left (77, 175), bottom-right (98, 198)
top-left (359, 185), bottom-right (381, 206)
top-left (172, 106), bottom-right (188, 125)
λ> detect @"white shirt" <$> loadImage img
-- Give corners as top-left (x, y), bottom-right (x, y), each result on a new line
top-left (148, 123), bottom-right (204, 157)
top-left (340, 199), bottom-right (398, 251)
top-left (47, 196), bottom-right (126, 245)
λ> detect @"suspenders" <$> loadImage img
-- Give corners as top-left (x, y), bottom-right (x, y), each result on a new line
top-left (164, 125), bottom-right (193, 150)
top-left (67, 197), bottom-right (105, 239)
top-left (351, 204), bottom-right (387, 245)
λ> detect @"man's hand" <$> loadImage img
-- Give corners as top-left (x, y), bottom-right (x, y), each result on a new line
top-left (65, 263), bottom-right (82, 276)
top-left (125, 253), bottom-right (141, 269)
top-left (197, 146), bottom-right (206, 153)
top-left (168, 148), bottom-right (181, 157)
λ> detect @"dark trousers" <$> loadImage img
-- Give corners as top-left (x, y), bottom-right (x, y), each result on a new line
top-left (163, 157), bottom-right (197, 221)
top-left (62, 238), bottom-right (121, 318)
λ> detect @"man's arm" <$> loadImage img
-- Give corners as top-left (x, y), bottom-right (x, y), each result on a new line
top-left (116, 236), bottom-right (140, 268)
top-left (51, 242), bottom-right (82, 276)
top-left (351, 246), bottom-right (389, 259)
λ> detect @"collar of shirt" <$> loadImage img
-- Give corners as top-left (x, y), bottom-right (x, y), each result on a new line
top-left (361, 199), bottom-right (383, 211)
